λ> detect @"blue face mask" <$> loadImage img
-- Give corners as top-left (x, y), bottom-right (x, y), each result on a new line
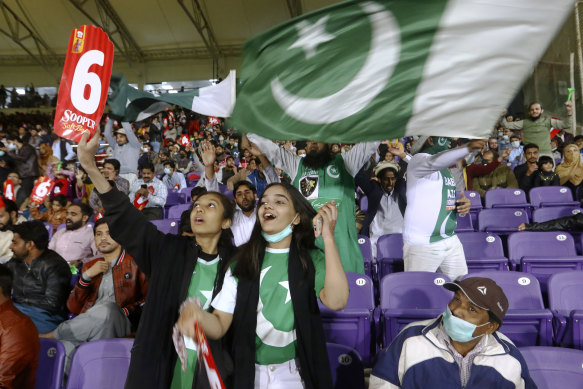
top-left (261, 214), bottom-right (299, 243)
top-left (443, 307), bottom-right (490, 343)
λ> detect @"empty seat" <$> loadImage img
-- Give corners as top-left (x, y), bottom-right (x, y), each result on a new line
top-left (485, 188), bottom-right (530, 209)
top-left (327, 343), bottom-right (365, 389)
top-left (37, 338), bottom-right (66, 389)
top-left (455, 212), bottom-right (474, 232)
top-left (529, 186), bottom-right (580, 208)
top-left (150, 218), bottom-right (180, 235)
top-left (66, 338), bottom-right (133, 389)
top-left (357, 235), bottom-right (375, 280)
top-left (43, 222), bottom-right (54, 240)
top-left (319, 273), bottom-right (376, 365)
top-left (376, 234), bottom-right (403, 280)
top-left (462, 271), bottom-right (553, 346)
top-left (359, 195), bottom-right (368, 213)
top-left (456, 232), bottom-right (508, 271)
top-left (548, 271), bottom-right (583, 348)
top-left (380, 272), bottom-right (451, 347)
top-left (519, 346), bottom-right (583, 389)
top-left (507, 231), bottom-right (583, 288)
top-left (478, 208), bottom-right (529, 234)
top-left (532, 206), bottom-right (583, 223)
top-left (179, 186), bottom-right (197, 200)
top-left (167, 203), bottom-right (191, 220)
top-left (163, 192), bottom-right (187, 218)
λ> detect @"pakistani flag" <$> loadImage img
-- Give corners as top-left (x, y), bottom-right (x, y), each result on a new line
top-left (107, 70), bottom-right (236, 122)
top-left (229, 0), bottom-right (575, 142)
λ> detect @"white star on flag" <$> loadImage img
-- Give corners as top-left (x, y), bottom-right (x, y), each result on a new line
top-left (278, 281), bottom-right (291, 304)
top-left (288, 16), bottom-right (335, 59)
top-left (200, 290), bottom-right (213, 310)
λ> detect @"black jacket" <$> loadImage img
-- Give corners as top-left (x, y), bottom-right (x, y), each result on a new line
top-left (98, 186), bottom-right (234, 389)
top-left (525, 213), bottom-right (583, 231)
top-left (6, 249), bottom-right (71, 316)
top-left (514, 163), bottom-right (536, 193)
top-left (355, 167), bottom-right (407, 237)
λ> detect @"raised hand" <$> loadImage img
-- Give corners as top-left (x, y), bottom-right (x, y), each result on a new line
top-left (78, 129), bottom-right (101, 171)
top-left (313, 200), bottom-right (337, 239)
top-left (200, 140), bottom-right (216, 166)
top-left (85, 260), bottom-right (109, 278)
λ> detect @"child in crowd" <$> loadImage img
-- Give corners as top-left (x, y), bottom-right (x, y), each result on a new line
top-left (29, 194), bottom-right (68, 229)
top-left (177, 182), bottom-right (349, 388)
top-left (533, 155), bottom-right (560, 187)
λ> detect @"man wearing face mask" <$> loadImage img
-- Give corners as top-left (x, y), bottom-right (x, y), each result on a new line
top-left (370, 277), bottom-right (536, 388)
top-left (403, 137), bottom-right (483, 281)
top-left (161, 160), bottom-right (187, 191)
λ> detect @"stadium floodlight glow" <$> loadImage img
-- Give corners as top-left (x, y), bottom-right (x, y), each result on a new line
top-left (161, 84), bottom-right (173, 90)
top-left (168, 90), bottom-right (178, 94)
top-left (16, 88), bottom-right (26, 95)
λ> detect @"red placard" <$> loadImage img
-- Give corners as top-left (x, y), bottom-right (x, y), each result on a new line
top-left (3, 180), bottom-right (14, 201)
top-left (208, 117), bottom-right (219, 126)
top-left (179, 134), bottom-right (191, 147)
top-left (195, 323), bottom-right (225, 389)
top-left (54, 25), bottom-right (114, 143)
top-left (30, 177), bottom-right (55, 205)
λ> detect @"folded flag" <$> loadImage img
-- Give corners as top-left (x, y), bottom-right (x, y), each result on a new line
top-left (107, 70), bottom-right (236, 122)
top-left (229, 0), bottom-right (575, 142)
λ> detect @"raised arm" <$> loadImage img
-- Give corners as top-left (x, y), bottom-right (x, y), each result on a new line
top-left (199, 140), bottom-right (220, 191)
top-left (409, 140), bottom-right (485, 179)
top-left (342, 141), bottom-right (380, 177)
top-left (77, 129), bottom-right (165, 277)
top-left (246, 133), bottom-right (301, 180)
top-left (103, 119), bottom-right (116, 149)
top-left (121, 122), bottom-right (143, 148)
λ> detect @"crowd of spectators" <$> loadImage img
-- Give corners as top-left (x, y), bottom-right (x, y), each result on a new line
top-left (0, 97), bottom-right (576, 388)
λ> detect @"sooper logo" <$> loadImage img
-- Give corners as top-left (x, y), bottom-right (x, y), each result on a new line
top-left (270, 1), bottom-right (401, 124)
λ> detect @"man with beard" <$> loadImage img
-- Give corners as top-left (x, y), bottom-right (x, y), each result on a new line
top-left (40, 219), bottom-right (148, 367)
top-left (48, 203), bottom-right (97, 265)
top-left (247, 133), bottom-right (378, 273)
top-left (6, 221), bottom-right (70, 333)
top-left (502, 102), bottom-right (572, 158)
top-left (513, 143), bottom-right (540, 193)
top-left (0, 198), bottom-right (26, 264)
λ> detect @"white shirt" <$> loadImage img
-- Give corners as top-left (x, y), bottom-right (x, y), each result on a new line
top-left (231, 207), bottom-right (256, 247)
top-left (128, 178), bottom-right (168, 208)
top-left (162, 171), bottom-right (187, 191)
top-left (370, 190), bottom-right (404, 259)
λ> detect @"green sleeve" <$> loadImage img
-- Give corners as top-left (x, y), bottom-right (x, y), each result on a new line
top-left (310, 249), bottom-right (326, 297)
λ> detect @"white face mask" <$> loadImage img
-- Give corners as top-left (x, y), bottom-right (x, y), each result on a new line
top-left (164, 168), bottom-right (171, 175)
top-left (511, 141), bottom-right (520, 148)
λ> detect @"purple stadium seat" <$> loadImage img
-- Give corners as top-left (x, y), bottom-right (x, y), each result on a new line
top-left (163, 192), bottom-right (187, 218)
top-left (151, 218), bottom-right (180, 235)
top-left (327, 343), bottom-right (365, 389)
top-left (462, 271), bottom-right (553, 346)
top-left (507, 231), bottom-right (583, 289)
top-left (37, 338), bottom-right (66, 389)
top-left (548, 271), bottom-right (583, 348)
top-left (456, 232), bottom-right (508, 271)
top-left (359, 195), bottom-right (368, 213)
top-left (455, 212), bottom-right (474, 232)
top-left (532, 206), bottom-right (583, 223)
top-left (66, 338), bottom-right (133, 389)
top-left (457, 190), bottom-right (482, 227)
top-left (357, 235), bottom-right (375, 280)
top-left (167, 203), bottom-right (191, 220)
top-left (319, 273), bottom-right (376, 366)
top-left (44, 222), bottom-right (54, 240)
top-left (528, 186), bottom-right (580, 208)
top-left (485, 188), bottom-right (530, 209)
top-left (520, 346), bottom-right (583, 389)
top-left (380, 272), bottom-right (452, 346)
top-left (376, 234), bottom-right (403, 280)
top-left (224, 189), bottom-right (234, 202)
top-left (180, 186), bottom-right (196, 201)
top-left (478, 208), bottom-right (529, 234)
top-left (218, 184), bottom-right (229, 193)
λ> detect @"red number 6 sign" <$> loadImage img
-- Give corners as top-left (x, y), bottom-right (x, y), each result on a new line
top-left (54, 25), bottom-right (114, 143)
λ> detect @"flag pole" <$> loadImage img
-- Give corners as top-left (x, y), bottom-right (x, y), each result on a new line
top-left (575, 2), bottom-right (583, 135)
top-left (571, 52), bottom-right (577, 135)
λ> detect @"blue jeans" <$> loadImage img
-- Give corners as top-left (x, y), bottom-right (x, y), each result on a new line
top-left (14, 303), bottom-right (65, 334)
top-left (150, 141), bottom-right (161, 153)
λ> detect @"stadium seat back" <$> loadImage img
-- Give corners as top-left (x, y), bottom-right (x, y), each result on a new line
top-left (168, 203), bottom-right (191, 219)
top-left (485, 188), bottom-right (529, 208)
top-left (532, 206), bottom-right (583, 223)
top-left (151, 218), bottom-right (180, 235)
top-left (37, 338), bottom-right (66, 389)
top-left (520, 347), bottom-right (583, 389)
top-left (528, 186), bottom-right (579, 208)
top-left (478, 208), bottom-right (529, 233)
top-left (327, 343), bottom-right (365, 389)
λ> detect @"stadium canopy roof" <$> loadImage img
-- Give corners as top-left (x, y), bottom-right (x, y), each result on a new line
top-left (0, 0), bottom-right (337, 86)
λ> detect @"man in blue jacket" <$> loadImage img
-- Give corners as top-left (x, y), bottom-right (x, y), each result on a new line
top-left (370, 277), bottom-right (536, 388)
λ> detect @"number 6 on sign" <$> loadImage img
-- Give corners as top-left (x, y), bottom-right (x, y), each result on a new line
top-left (30, 177), bottom-right (56, 205)
top-left (54, 25), bottom-right (114, 143)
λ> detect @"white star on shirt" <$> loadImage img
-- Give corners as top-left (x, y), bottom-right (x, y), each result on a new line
top-left (279, 281), bottom-right (291, 304)
top-left (288, 16), bottom-right (335, 59)
top-left (200, 290), bottom-right (213, 310)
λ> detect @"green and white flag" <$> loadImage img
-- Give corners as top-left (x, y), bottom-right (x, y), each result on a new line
top-left (229, 0), bottom-right (575, 142)
top-left (107, 70), bottom-right (236, 122)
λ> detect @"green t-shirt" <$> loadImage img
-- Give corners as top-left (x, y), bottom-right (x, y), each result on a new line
top-left (292, 155), bottom-right (364, 274)
top-left (170, 255), bottom-right (220, 389)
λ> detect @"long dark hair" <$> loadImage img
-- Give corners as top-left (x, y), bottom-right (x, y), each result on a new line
top-left (233, 183), bottom-right (317, 280)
